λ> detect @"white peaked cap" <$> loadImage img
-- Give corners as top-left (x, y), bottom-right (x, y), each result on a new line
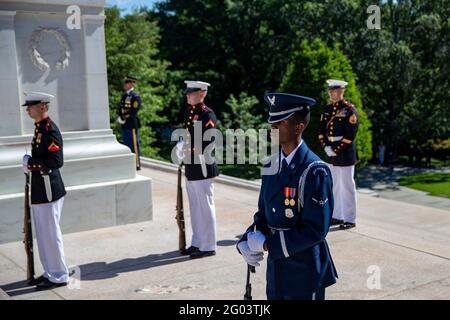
top-left (22, 91), bottom-right (55, 106)
top-left (184, 80), bottom-right (211, 91)
top-left (326, 79), bottom-right (348, 88)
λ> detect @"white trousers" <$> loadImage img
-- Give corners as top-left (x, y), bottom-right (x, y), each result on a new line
top-left (328, 165), bottom-right (357, 223)
top-left (186, 178), bottom-right (217, 251)
top-left (31, 197), bottom-right (69, 283)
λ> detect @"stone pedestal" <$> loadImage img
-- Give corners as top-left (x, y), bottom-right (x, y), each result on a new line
top-left (0, 0), bottom-right (152, 244)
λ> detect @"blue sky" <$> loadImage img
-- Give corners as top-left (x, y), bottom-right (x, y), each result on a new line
top-left (106, 0), bottom-right (158, 15)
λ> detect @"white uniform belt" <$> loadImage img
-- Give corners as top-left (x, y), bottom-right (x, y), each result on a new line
top-left (268, 225), bottom-right (292, 231)
top-left (327, 136), bottom-right (343, 142)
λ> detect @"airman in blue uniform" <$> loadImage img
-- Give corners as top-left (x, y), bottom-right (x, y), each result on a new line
top-left (237, 93), bottom-right (338, 300)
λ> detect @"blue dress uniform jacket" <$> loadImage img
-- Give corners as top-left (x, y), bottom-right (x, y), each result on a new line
top-left (118, 90), bottom-right (141, 129)
top-left (27, 118), bottom-right (66, 205)
top-left (318, 100), bottom-right (359, 166)
top-left (239, 141), bottom-right (337, 299)
top-left (183, 102), bottom-right (219, 181)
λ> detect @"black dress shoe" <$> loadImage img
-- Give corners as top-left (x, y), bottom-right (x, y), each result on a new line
top-left (181, 246), bottom-right (199, 255)
top-left (331, 218), bottom-right (344, 226)
top-left (29, 275), bottom-right (46, 286)
top-left (339, 222), bottom-right (356, 230)
top-left (35, 278), bottom-right (67, 291)
top-left (190, 250), bottom-right (216, 259)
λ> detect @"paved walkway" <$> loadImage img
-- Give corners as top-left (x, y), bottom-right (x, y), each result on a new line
top-left (1, 166), bottom-right (449, 300)
top-left (355, 165), bottom-right (450, 211)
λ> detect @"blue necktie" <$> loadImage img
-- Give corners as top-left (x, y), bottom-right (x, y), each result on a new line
top-left (279, 158), bottom-right (288, 175)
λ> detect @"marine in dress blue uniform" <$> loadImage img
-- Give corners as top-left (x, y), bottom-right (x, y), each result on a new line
top-left (318, 80), bottom-right (359, 229)
top-left (117, 75), bottom-right (142, 170)
top-left (177, 81), bottom-right (219, 259)
top-left (237, 93), bottom-right (338, 300)
top-left (21, 92), bottom-right (69, 290)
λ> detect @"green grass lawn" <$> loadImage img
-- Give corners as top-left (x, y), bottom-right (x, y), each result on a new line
top-left (398, 173), bottom-right (450, 198)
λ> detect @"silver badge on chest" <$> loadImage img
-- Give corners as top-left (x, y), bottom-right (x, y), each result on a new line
top-left (285, 208), bottom-right (294, 219)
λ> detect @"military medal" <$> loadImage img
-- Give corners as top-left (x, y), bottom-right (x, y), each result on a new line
top-left (285, 208), bottom-right (294, 219)
top-left (284, 187), bottom-right (297, 207)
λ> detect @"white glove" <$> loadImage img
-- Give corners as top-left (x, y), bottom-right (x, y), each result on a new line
top-left (325, 146), bottom-right (337, 157)
top-left (238, 241), bottom-right (264, 267)
top-left (22, 155), bottom-right (30, 173)
top-left (247, 230), bottom-right (266, 252)
top-left (176, 141), bottom-right (185, 160)
top-left (117, 116), bottom-right (126, 125)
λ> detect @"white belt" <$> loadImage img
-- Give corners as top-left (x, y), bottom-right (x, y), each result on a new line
top-left (268, 225), bottom-right (292, 232)
top-left (327, 136), bottom-right (343, 142)
top-left (268, 225), bottom-right (291, 257)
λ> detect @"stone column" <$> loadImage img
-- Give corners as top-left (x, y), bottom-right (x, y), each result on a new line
top-left (82, 14), bottom-right (110, 130)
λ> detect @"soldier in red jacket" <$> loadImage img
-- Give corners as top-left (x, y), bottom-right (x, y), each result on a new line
top-left (22, 91), bottom-right (69, 290)
top-left (176, 81), bottom-right (219, 259)
top-left (318, 80), bottom-right (359, 230)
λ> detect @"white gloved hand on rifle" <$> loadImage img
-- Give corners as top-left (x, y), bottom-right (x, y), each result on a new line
top-left (238, 241), bottom-right (264, 267)
top-left (324, 146), bottom-right (337, 157)
top-left (22, 154), bottom-right (30, 174)
top-left (247, 230), bottom-right (266, 253)
top-left (117, 116), bottom-right (126, 125)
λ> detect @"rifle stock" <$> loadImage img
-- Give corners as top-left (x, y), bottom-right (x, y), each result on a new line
top-left (24, 173), bottom-right (35, 284)
top-left (176, 164), bottom-right (186, 254)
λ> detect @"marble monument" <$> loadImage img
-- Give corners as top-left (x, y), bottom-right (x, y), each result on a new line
top-left (0, 0), bottom-right (153, 243)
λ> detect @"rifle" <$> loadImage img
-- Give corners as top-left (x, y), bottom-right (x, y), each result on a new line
top-left (23, 172), bottom-right (35, 284)
top-left (244, 265), bottom-right (256, 300)
top-left (176, 164), bottom-right (186, 254)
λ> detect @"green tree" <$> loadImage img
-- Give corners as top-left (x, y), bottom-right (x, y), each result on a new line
top-left (219, 92), bottom-right (268, 179)
top-left (221, 93), bottom-right (263, 130)
top-left (149, 0), bottom-right (448, 165)
top-left (105, 7), bottom-right (173, 158)
top-left (280, 39), bottom-right (373, 165)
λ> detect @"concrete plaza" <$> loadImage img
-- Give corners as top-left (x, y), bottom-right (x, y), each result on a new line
top-left (1, 164), bottom-right (449, 300)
